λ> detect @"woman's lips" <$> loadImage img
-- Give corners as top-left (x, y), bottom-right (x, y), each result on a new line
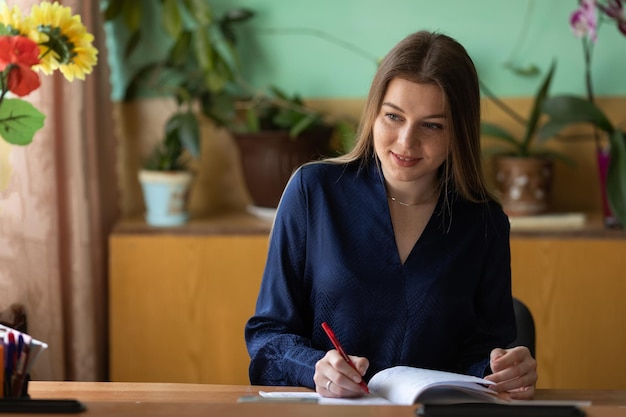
top-left (391, 151), bottom-right (420, 167)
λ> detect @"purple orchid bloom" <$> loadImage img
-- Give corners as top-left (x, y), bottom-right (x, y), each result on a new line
top-left (570, 0), bottom-right (599, 41)
top-left (598, 0), bottom-right (626, 36)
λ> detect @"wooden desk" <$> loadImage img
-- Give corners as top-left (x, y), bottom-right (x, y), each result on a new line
top-left (25, 382), bottom-right (626, 417)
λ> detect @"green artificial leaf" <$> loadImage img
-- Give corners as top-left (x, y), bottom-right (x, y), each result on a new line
top-left (606, 130), bottom-right (626, 226)
top-left (0, 99), bottom-right (46, 146)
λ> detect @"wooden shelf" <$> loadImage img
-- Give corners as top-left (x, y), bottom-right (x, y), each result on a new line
top-left (113, 211), bottom-right (273, 236)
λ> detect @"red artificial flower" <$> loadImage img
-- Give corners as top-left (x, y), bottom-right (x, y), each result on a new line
top-left (0, 35), bottom-right (42, 97)
top-left (6, 64), bottom-right (41, 97)
top-left (0, 35), bottom-right (40, 70)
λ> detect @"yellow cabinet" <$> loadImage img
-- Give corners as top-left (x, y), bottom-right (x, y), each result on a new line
top-left (109, 215), bottom-right (271, 385)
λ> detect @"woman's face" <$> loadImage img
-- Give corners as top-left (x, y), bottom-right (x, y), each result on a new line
top-left (373, 78), bottom-right (450, 192)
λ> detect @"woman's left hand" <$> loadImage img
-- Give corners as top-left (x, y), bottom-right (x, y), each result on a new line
top-left (484, 346), bottom-right (537, 400)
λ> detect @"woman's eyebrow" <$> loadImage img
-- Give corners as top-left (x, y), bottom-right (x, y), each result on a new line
top-left (381, 102), bottom-right (446, 119)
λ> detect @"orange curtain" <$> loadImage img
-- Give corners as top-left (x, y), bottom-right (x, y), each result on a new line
top-left (0, 0), bottom-right (117, 381)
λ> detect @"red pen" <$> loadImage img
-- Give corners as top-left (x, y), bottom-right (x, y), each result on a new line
top-left (321, 322), bottom-right (369, 394)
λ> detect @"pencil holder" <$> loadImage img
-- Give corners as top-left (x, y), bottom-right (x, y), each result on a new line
top-left (2, 373), bottom-right (30, 399)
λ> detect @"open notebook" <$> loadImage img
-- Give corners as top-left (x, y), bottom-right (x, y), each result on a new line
top-left (256, 366), bottom-right (590, 408)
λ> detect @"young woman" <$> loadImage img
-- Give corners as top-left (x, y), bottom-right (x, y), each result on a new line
top-left (245, 30), bottom-right (537, 400)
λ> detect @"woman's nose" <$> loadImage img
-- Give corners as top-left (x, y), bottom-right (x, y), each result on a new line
top-left (397, 125), bottom-right (418, 147)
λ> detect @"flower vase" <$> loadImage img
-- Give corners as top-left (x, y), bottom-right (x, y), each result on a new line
top-left (596, 148), bottom-right (620, 228)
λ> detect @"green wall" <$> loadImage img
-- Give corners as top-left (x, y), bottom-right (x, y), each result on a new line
top-left (104, 0), bottom-right (626, 100)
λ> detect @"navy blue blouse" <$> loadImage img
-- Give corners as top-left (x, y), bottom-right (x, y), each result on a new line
top-left (245, 159), bottom-right (515, 388)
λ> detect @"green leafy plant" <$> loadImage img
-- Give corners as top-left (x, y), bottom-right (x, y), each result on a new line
top-left (102, 0), bottom-right (254, 170)
top-left (480, 60), bottom-right (571, 164)
top-left (102, 1), bottom-right (357, 171)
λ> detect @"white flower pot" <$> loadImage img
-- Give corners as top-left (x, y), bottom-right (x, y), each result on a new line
top-left (138, 170), bottom-right (193, 227)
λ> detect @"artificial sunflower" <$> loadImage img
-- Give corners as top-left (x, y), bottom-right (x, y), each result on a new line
top-left (29, 1), bottom-right (98, 81)
top-left (0, 1), bottom-right (98, 146)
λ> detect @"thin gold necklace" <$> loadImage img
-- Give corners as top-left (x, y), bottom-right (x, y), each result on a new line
top-left (387, 189), bottom-right (439, 207)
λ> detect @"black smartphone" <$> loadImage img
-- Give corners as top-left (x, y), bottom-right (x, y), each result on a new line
top-left (416, 403), bottom-right (585, 417)
top-left (0, 398), bottom-right (86, 413)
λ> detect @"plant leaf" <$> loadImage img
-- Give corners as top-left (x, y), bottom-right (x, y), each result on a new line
top-left (124, 30), bottom-right (142, 59)
top-left (481, 122), bottom-right (519, 145)
top-left (522, 59), bottom-right (556, 149)
top-left (162, 0), bottom-right (183, 38)
top-left (542, 95), bottom-right (615, 133)
top-left (172, 112), bottom-right (200, 158)
top-left (122, 1), bottom-right (142, 32)
top-left (0, 99), bottom-right (46, 146)
top-left (607, 130), bottom-right (626, 226)
top-left (103, 0), bottom-right (125, 21)
top-left (289, 113), bottom-right (321, 139)
top-left (245, 107), bottom-right (260, 133)
top-left (169, 31), bottom-right (192, 67)
top-left (165, 112), bottom-right (200, 158)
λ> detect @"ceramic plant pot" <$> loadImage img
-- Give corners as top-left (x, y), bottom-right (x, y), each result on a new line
top-left (232, 127), bottom-right (332, 209)
top-left (138, 170), bottom-right (193, 226)
top-left (494, 156), bottom-right (554, 216)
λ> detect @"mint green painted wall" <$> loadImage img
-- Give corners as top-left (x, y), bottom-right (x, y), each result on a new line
top-left (105, 0), bottom-right (626, 100)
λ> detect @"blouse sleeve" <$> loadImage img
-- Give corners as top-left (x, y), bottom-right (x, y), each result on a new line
top-left (460, 203), bottom-right (515, 377)
top-left (244, 167), bottom-right (325, 387)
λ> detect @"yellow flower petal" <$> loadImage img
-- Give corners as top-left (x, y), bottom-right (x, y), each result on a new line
top-left (29, 1), bottom-right (98, 82)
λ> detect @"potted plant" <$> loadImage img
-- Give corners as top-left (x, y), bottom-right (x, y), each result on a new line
top-left (539, 96), bottom-right (626, 227)
top-left (481, 60), bottom-right (573, 216)
top-left (228, 85), bottom-right (355, 208)
top-left (103, 1), bottom-right (355, 214)
top-left (536, 0), bottom-right (626, 227)
top-left (102, 0), bottom-right (254, 225)
top-left (136, 113), bottom-right (198, 227)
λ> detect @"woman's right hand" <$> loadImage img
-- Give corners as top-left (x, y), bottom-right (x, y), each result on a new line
top-left (313, 350), bottom-right (369, 398)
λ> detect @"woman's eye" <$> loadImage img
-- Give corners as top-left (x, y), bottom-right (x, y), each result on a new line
top-left (385, 113), bottom-right (401, 121)
top-left (424, 122), bottom-right (443, 130)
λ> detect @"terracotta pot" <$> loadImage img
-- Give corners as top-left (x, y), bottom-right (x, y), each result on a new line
top-left (232, 127), bottom-right (332, 208)
top-left (494, 156), bottom-right (554, 216)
